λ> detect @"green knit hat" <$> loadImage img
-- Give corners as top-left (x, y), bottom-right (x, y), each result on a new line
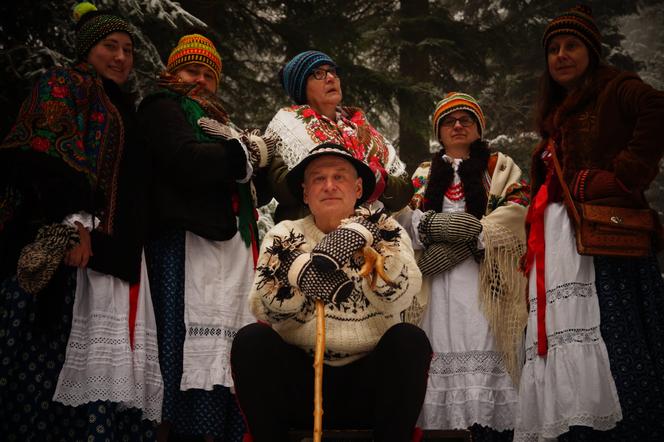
top-left (73, 2), bottom-right (134, 60)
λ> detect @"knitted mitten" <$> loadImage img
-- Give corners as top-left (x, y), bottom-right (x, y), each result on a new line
top-left (197, 116), bottom-right (234, 139)
top-left (243, 129), bottom-right (277, 169)
top-left (17, 223), bottom-right (80, 294)
top-left (198, 117), bottom-right (276, 170)
top-left (417, 241), bottom-right (473, 276)
top-left (299, 265), bottom-right (354, 304)
top-left (311, 217), bottom-right (380, 272)
top-left (571, 169), bottom-right (629, 202)
top-left (417, 210), bottom-right (482, 245)
top-left (287, 253), bottom-right (353, 304)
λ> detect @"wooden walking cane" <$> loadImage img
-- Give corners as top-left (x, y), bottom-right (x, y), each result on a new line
top-left (312, 246), bottom-right (397, 441)
top-left (313, 299), bottom-right (325, 442)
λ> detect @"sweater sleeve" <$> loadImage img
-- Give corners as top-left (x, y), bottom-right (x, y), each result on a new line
top-left (249, 221), bottom-right (309, 323)
top-left (138, 95), bottom-right (248, 186)
top-left (612, 76), bottom-right (664, 191)
top-left (342, 214), bottom-right (422, 316)
top-left (380, 172), bottom-right (415, 213)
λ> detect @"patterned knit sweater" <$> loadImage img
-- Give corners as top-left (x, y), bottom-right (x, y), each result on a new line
top-left (249, 214), bottom-right (422, 366)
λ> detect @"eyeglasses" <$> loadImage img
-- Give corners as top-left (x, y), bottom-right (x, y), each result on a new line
top-left (441, 116), bottom-right (475, 128)
top-left (311, 67), bottom-right (339, 80)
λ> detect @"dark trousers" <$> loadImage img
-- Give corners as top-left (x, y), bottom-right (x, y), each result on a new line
top-left (231, 322), bottom-right (432, 442)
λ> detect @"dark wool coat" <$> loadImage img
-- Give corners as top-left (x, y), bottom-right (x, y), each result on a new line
top-left (531, 65), bottom-right (664, 209)
top-left (138, 92), bottom-right (270, 242)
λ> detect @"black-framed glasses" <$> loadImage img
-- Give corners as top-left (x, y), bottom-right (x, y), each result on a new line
top-left (311, 67), bottom-right (339, 80)
top-left (441, 116), bottom-right (475, 128)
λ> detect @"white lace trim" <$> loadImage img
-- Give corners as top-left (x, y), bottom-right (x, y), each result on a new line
top-left (429, 350), bottom-right (507, 376)
top-left (528, 281), bottom-right (594, 313)
top-left (179, 323), bottom-right (240, 391)
top-left (514, 411), bottom-right (623, 441)
top-left (53, 254), bottom-right (163, 422)
top-left (525, 326), bottom-right (601, 361)
top-left (421, 350), bottom-right (518, 431)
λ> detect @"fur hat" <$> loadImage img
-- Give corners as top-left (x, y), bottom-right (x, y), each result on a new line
top-left (166, 34), bottom-right (222, 85)
top-left (542, 5), bottom-right (602, 58)
top-left (17, 224), bottom-right (80, 295)
top-left (73, 2), bottom-right (134, 60)
top-left (279, 50), bottom-right (338, 105)
top-left (286, 143), bottom-right (375, 205)
top-left (432, 92), bottom-right (486, 138)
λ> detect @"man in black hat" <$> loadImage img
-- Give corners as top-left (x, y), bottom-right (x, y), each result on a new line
top-left (231, 143), bottom-right (431, 441)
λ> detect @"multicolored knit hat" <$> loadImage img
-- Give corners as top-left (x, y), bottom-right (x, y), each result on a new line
top-left (73, 2), bottom-right (134, 60)
top-left (432, 92), bottom-right (486, 138)
top-left (542, 5), bottom-right (602, 58)
top-left (280, 50), bottom-right (338, 105)
top-left (166, 34), bottom-right (222, 85)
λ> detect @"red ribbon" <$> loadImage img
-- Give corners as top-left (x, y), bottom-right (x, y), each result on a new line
top-left (525, 171), bottom-right (555, 356)
top-left (128, 282), bottom-right (140, 350)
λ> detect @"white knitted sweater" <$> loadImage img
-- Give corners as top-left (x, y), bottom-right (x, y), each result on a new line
top-left (249, 214), bottom-right (422, 366)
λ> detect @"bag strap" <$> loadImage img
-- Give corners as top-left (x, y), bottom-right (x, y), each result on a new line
top-left (549, 140), bottom-right (582, 226)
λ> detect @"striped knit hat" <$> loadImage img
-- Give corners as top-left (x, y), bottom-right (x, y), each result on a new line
top-left (280, 50), bottom-right (338, 105)
top-left (542, 5), bottom-right (602, 58)
top-left (73, 2), bottom-right (134, 60)
top-left (432, 92), bottom-right (486, 138)
top-left (166, 34), bottom-right (222, 85)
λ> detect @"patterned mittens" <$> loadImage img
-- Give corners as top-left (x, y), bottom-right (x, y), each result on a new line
top-left (311, 216), bottom-right (380, 272)
top-left (279, 251), bottom-right (353, 304)
top-left (297, 260), bottom-right (353, 304)
top-left (417, 241), bottom-right (473, 276)
top-left (417, 210), bottom-right (482, 245)
top-left (242, 129), bottom-right (277, 170)
top-left (571, 169), bottom-right (629, 202)
top-left (197, 117), bottom-right (276, 170)
top-left (17, 223), bottom-right (80, 294)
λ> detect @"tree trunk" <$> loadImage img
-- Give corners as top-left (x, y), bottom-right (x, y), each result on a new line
top-left (398, 0), bottom-right (431, 174)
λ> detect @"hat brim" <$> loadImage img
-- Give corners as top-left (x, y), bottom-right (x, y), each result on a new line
top-left (286, 143), bottom-right (376, 206)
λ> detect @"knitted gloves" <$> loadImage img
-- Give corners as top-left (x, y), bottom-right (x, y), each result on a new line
top-left (417, 241), bottom-right (473, 276)
top-left (198, 117), bottom-right (276, 170)
top-left (571, 169), bottom-right (630, 202)
top-left (242, 129), bottom-right (277, 170)
top-left (17, 223), bottom-right (80, 294)
top-left (417, 210), bottom-right (482, 245)
top-left (277, 250), bottom-right (353, 304)
top-left (311, 216), bottom-right (380, 272)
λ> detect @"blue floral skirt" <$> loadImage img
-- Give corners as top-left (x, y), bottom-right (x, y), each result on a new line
top-left (0, 270), bottom-right (156, 441)
top-left (145, 229), bottom-right (245, 439)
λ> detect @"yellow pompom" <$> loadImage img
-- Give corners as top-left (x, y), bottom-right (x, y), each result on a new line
top-left (72, 2), bottom-right (98, 22)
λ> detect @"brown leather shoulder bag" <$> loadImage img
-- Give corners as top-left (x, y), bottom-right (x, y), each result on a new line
top-left (550, 145), bottom-right (656, 257)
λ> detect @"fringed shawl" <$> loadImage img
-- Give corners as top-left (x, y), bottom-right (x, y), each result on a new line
top-left (411, 150), bottom-right (530, 383)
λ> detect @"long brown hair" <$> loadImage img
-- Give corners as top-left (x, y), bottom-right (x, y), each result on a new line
top-left (533, 41), bottom-right (602, 137)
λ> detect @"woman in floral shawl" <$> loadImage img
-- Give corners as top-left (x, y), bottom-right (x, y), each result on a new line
top-left (265, 50), bottom-right (413, 222)
top-left (397, 92), bottom-right (529, 440)
top-left (0, 3), bottom-right (160, 441)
